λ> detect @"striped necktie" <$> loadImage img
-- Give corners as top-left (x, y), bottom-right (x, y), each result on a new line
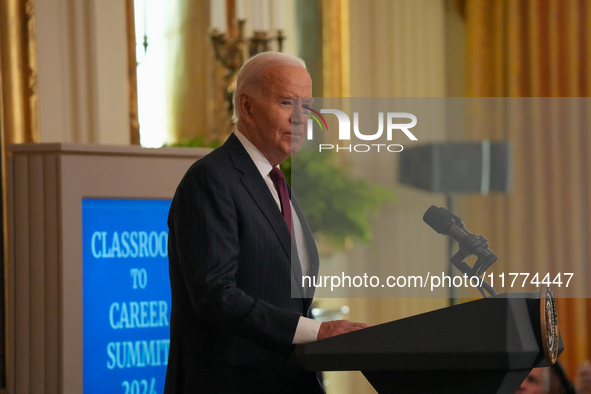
top-left (269, 167), bottom-right (295, 241)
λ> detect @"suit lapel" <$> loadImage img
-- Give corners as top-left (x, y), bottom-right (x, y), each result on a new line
top-left (224, 134), bottom-right (293, 260)
top-left (224, 133), bottom-right (318, 302)
top-left (290, 189), bottom-right (319, 272)
top-left (291, 190), bottom-right (319, 302)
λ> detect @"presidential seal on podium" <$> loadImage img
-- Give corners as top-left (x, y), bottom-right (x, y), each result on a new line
top-left (540, 284), bottom-right (559, 364)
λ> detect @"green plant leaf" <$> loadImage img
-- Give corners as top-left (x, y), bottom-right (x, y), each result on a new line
top-left (286, 150), bottom-right (396, 249)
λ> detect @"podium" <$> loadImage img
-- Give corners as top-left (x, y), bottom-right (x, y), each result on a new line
top-left (297, 292), bottom-right (563, 393)
top-left (8, 143), bottom-right (211, 393)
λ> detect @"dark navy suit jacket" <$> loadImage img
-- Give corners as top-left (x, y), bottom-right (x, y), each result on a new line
top-left (164, 133), bottom-right (321, 393)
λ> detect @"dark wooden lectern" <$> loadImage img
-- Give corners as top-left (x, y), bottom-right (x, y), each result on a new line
top-left (297, 293), bottom-right (563, 393)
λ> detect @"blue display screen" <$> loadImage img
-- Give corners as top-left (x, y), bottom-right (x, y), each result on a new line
top-left (82, 198), bottom-right (172, 394)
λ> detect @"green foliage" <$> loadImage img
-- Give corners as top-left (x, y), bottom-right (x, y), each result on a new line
top-left (280, 156), bottom-right (292, 185)
top-left (281, 150), bottom-right (396, 249)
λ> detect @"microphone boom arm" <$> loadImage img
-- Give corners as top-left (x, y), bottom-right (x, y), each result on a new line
top-left (450, 250), bottom-right (498, 297)
top-left (423, 205), bottom-right (499, 298)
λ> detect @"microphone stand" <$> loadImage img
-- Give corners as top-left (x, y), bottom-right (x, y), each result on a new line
top-left (450, 250), bottom-right (498, 297)
top-left (446, 194), bottom-right (458, 305)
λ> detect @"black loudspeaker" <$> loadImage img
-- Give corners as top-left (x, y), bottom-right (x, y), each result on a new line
top-left (399, 141), bottom-right (512, 194)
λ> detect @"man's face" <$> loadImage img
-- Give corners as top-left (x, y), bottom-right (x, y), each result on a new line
top-left (516, 368), bottom-right (546, 394)
top-left (239, 66), bottom-right (312, 167)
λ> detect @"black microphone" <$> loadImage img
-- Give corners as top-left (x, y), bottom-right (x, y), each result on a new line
top-left (423, 206), bottom-right (498, 273)
top-left (439, 207), bottom-right (464, 229)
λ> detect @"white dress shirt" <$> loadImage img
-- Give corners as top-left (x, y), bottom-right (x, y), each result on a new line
top-left (235, 131), bottom-right (321, 344)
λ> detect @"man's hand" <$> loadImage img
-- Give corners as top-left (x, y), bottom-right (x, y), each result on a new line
top-left (317, 320), bottom-right (369, 341)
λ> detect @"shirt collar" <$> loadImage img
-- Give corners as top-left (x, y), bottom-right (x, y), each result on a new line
top-left (234, 130), bottom-right (276, 178)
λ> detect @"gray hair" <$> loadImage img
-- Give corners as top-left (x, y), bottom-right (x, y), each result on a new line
top-left (232, 52), bottom-right (307, 124)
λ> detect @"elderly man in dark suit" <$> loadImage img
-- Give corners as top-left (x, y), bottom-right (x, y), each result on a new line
top-left (164, 52), bottom-right (367, 393)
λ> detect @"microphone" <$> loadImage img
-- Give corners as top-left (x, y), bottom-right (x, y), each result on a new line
top-left (423, 206), bottom-right (498, 274)
top-left (439, 207), bottom-right (464, 229)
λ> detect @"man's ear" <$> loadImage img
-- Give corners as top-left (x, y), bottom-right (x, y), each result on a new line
top-left (238, 92), bottom-right (253, 122)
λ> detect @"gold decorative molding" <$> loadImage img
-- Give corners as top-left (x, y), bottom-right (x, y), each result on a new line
top-left (24, 0), bottom-right (39, 143)
top-left (321, 0), bottom-right (350, 98)
top-left (0, 0), bottom-right (39, 389)
top-left (0, 0), bottom-right (39, 145)
top-left (319, 0), bottom-right (350, 153)
top-left (125, 0), bottom-right (140, 145)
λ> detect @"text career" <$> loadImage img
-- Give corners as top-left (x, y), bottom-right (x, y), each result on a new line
top-left (90, 230), bottom-right (168, 259)
top-left (109, 300), bottom-right (169, 329)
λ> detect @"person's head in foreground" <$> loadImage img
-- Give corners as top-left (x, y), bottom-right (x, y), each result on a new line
top-left (517, 368), bottom-right (549, 394)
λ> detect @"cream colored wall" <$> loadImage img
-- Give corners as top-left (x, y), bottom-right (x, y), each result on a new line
top-left (91, 0), bottom-right (130, 145)
top-left (35, 0), bottom-right (129, 144)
